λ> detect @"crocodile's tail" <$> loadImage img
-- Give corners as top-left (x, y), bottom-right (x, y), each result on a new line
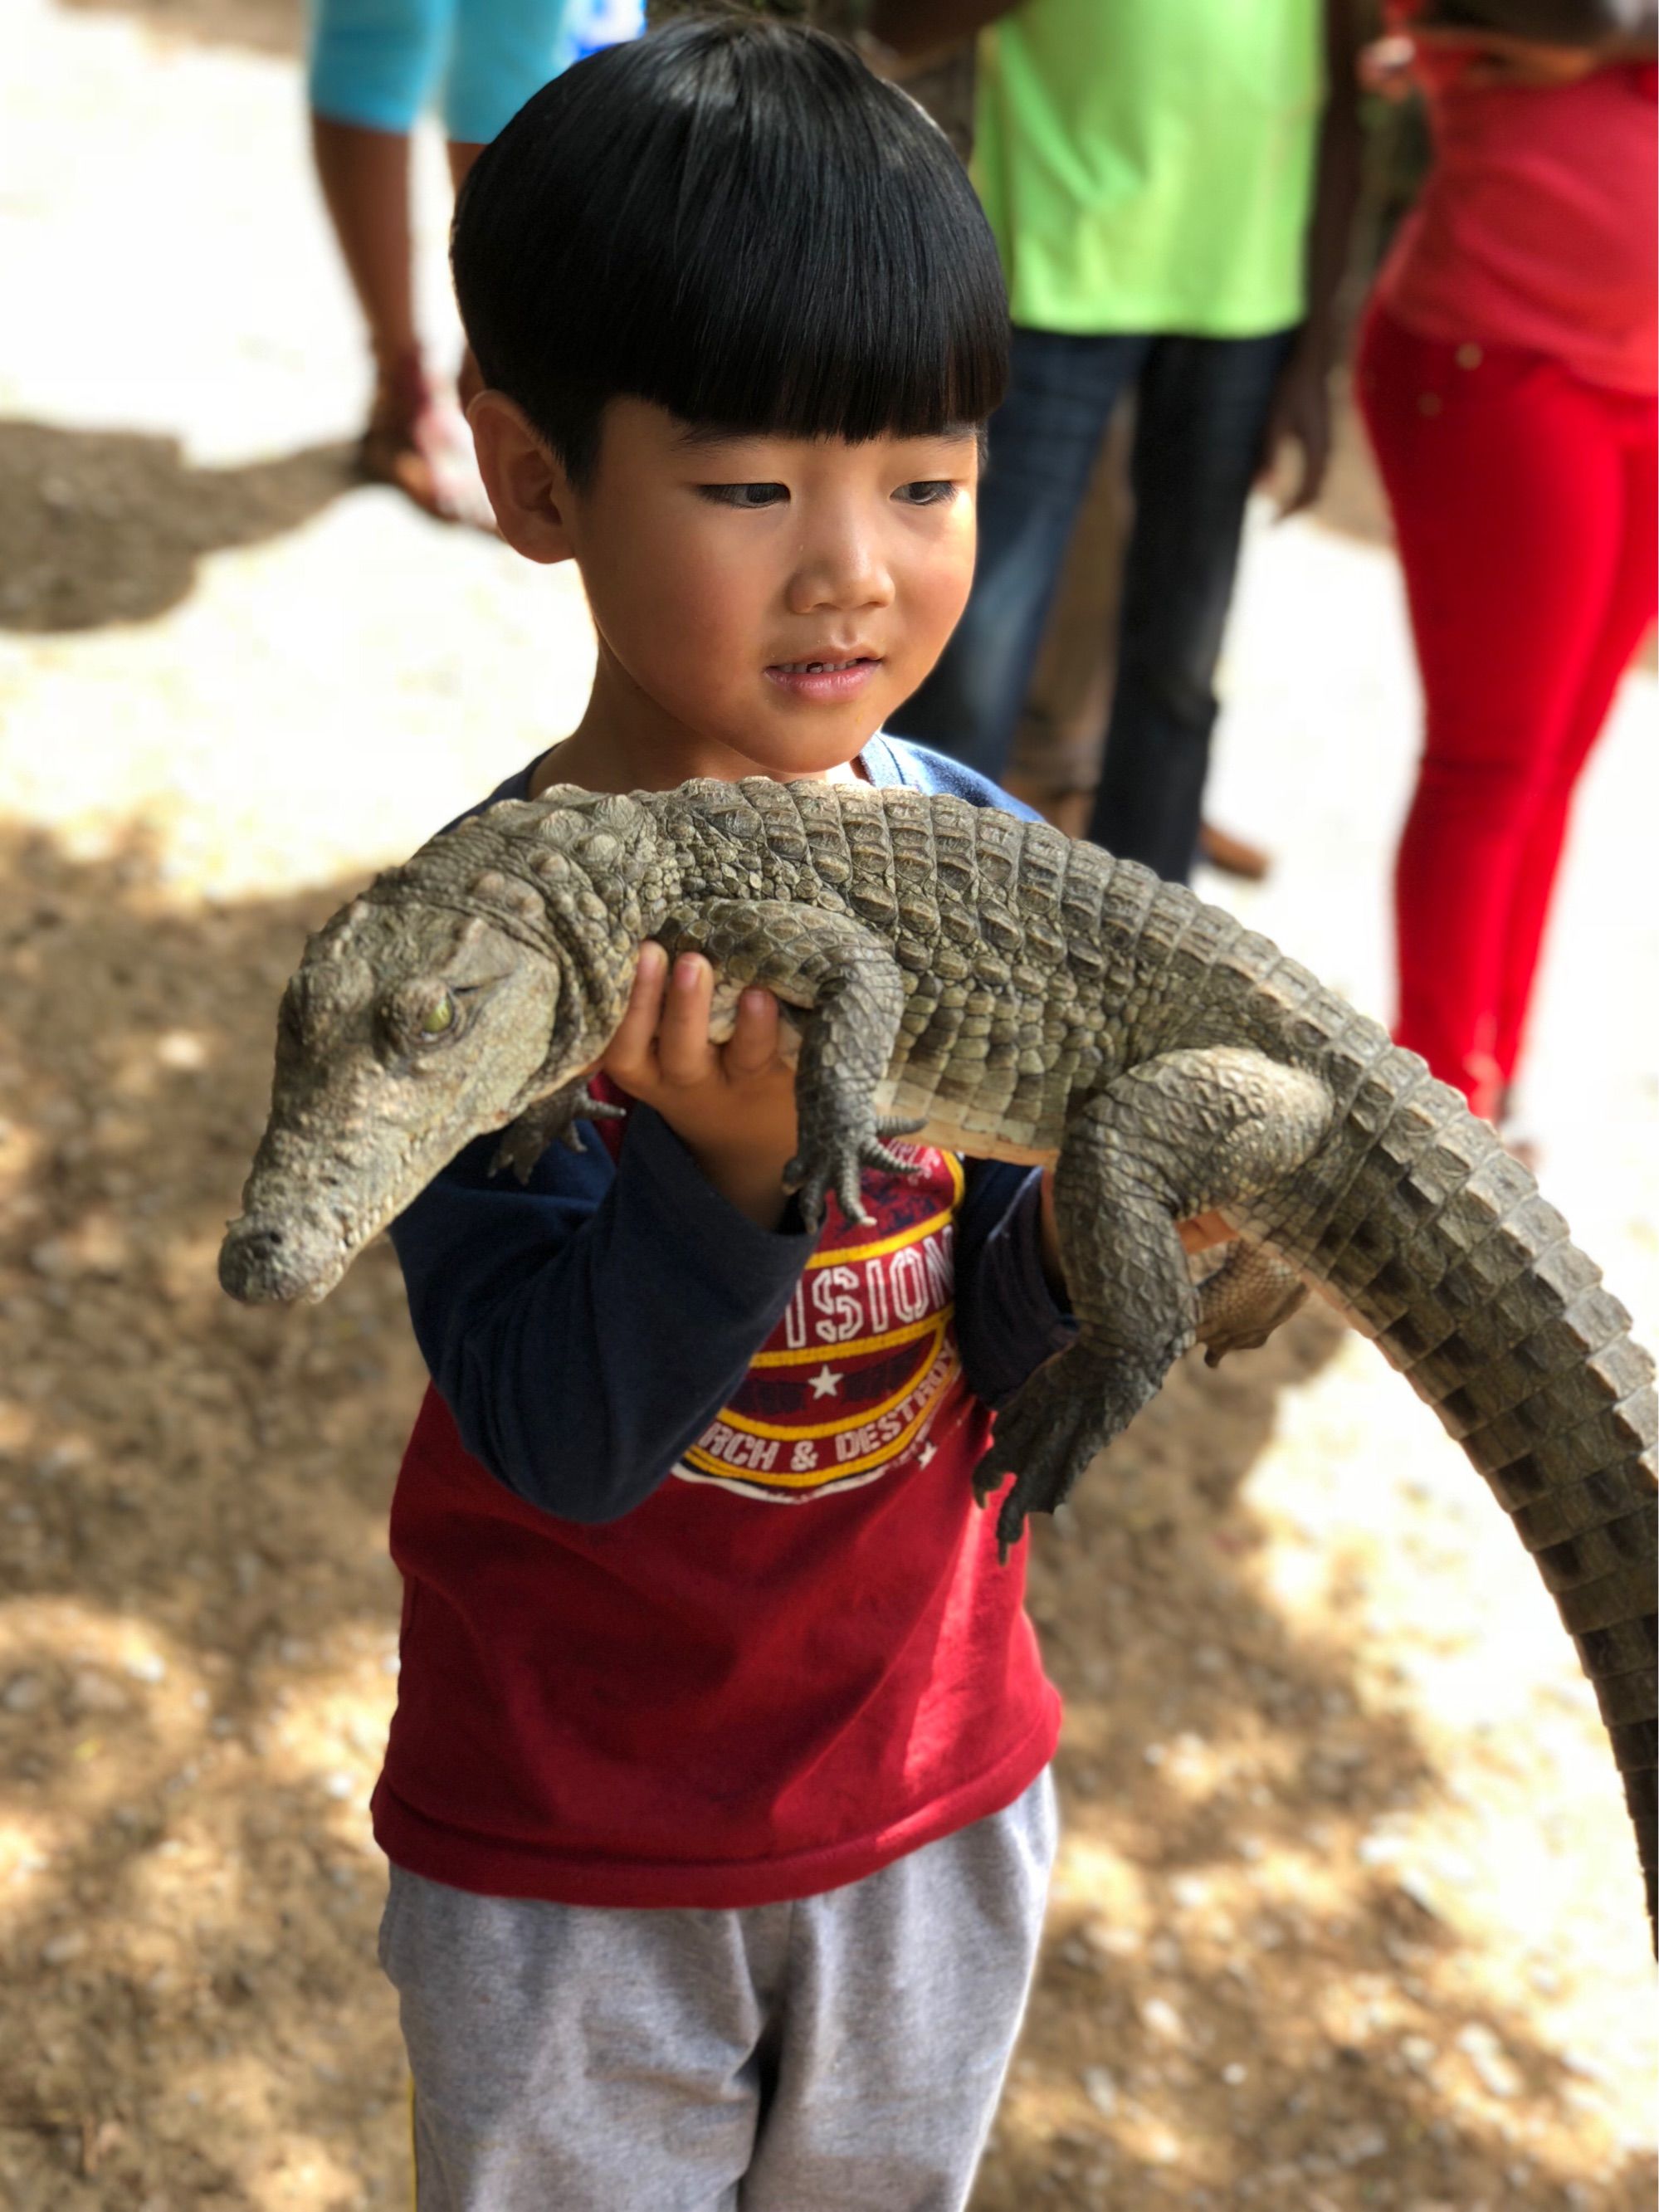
top-left (1277, 1039), bottom-right (1657, 1929)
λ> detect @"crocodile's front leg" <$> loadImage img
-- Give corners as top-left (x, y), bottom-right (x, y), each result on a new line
top-left (656, 898), bottom-right (919, 1231)
top-left (492, 1074), bottom-right (625, 1182)
top-left (975, 1046), bottom-right (1335, 1559)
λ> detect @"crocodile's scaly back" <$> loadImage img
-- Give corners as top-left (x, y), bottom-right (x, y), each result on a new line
top-left (221, 776), bottom-right (1658, 1926)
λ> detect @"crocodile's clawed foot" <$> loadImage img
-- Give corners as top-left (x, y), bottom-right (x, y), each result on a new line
top-left (784, 1114), bottom-right (925, 1232)
top-left (492, 1083), bottom-right (624, 1183)
top-left (972, 1347), bottom-right (1134, 1564)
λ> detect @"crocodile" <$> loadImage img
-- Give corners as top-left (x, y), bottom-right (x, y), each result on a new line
top-left (218, 776), bottom-right (1658, 1925)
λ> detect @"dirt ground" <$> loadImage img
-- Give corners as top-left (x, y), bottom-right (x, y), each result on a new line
top-left (2, 1), bottom-right (1656, 2207)
top-left (1, 827), bottom-right (1652, 2212)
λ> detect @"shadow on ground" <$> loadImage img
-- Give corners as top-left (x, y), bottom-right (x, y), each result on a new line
top-left (0, 823), bottom-right (1647, 2208)
top-left (0, 421), bottom-right (354, 632)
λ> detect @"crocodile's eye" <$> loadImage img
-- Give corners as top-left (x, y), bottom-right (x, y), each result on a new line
top-left (420, 994), bottom-right (456, 1038)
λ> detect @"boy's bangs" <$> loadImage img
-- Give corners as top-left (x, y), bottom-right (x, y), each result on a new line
top-left (454, 20), bottom-right (1010, 473)
top-left (609, 220), bottom-right (1004, 447)
top-left (599, 75), bottom-right (1007, 444)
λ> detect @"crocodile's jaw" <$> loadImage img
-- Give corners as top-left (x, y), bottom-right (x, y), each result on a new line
top-left (220, 1027), bottom-right (582, 1301)
top-left (220, 1112), bottom-right (502, 1304)
top-left (218, 1047), bottom-right (545, 1304)
top-left (219, 1203), bottom-right (349, 1306)
top-left (219, 903), bottom-right (571, 1304)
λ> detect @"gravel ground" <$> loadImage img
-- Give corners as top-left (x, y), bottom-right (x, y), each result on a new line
top-left (1, 2), bottom-right (1655, 2207)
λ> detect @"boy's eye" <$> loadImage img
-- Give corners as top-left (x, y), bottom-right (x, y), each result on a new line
top-left (895, 481), bottom-right (957, 507)
top-left (699, 482), bottom-right (788, 510)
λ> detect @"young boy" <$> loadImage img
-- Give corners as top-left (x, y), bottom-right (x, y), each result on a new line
top-left (373, 18), bottom-right (1081, 2205)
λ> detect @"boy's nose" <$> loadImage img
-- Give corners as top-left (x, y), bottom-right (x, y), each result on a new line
top-left (786, 532), bottom-right (895, 615)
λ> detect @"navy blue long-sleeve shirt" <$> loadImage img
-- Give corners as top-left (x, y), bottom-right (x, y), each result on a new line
top-left (389, 735), bottom-right (1076, 1524)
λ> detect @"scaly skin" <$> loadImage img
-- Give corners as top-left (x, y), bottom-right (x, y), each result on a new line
top-left (220, 779), bottom-right (1659, 1927)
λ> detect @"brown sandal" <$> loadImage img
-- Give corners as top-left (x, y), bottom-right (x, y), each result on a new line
top-left (1198, 820), bottom-right (1272, 882)
top-left (359, 348), bottom-right (497, 534)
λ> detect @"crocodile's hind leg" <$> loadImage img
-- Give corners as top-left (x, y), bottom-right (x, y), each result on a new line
top-left (974, 1046), bottom-right (1334, 1559)
top-left (1196, 1240), bottom-right (1309, 1365)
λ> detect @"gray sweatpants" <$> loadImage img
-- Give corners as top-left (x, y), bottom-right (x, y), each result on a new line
top-left (378, 1771), bottom-right (1057, 2211)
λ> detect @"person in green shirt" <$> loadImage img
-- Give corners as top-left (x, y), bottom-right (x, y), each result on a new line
top-left (873, 0), bottom-right (1360, 883)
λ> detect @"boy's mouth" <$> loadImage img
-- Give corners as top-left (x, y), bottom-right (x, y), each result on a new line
top-left (764, 655), bottom-right (881, 701)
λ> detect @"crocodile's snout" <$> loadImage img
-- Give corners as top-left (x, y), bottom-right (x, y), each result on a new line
top-left (219, 1213), bottom-right (347, 1305)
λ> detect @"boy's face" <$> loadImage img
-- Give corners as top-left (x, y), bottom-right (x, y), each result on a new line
top-left (476, 395), bottom-right (982, 779)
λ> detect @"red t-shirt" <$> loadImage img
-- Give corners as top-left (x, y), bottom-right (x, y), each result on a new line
top-left (371, 1107), bottom-right (1061, 1907)
top-left (1380, 22), bottom-right (1657, 394)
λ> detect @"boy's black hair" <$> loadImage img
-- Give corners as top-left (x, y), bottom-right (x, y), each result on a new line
top-left (451, 13), bottom-right (1009, 482)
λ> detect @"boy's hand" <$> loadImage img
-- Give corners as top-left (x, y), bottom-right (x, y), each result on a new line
top-left (604, 944), bottom-right (802, 1230)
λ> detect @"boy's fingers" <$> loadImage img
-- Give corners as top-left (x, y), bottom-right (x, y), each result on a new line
top-left (605, 941), bottom-right (669, 1079)
top-left (725, 987), bottom-right (782, 1077)
top-left (657, 954), bottom-right (716, 1085)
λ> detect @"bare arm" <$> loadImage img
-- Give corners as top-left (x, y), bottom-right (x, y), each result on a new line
top-left (1305, 0), bottom-right (1364, 369)
top-left (1411, 19), bottom-right (1656, 82)
top-left (1257, 0), bottom-right (1364, 515)
top-left (866, 0), bottom-right (1020, 66)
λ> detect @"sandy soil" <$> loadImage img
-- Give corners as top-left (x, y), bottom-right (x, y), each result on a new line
top-left (1, 2), bottom-right (1655, 2207)
top-left (0, 824), bottom-right (1652, 2212)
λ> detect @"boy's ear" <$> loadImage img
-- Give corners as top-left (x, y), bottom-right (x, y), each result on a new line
top-left (467, 392), bottom-right (577, 564)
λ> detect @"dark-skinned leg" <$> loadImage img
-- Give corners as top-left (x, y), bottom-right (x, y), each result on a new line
top-left (312, 114), bottom-right (475, 522)
top-left (447, 139), bottom-right (486, 413)
top-left (1087, 331), bottom-right (1295, 883)
top-left (311, 113), bottom-right (422, 382)
top-left (309, 105), bottom-right (495, 525)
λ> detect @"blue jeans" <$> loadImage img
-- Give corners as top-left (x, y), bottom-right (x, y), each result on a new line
top-left (888, 325), bottom-right (1295, 884)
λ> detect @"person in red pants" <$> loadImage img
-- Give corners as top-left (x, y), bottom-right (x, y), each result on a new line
top-left (1358, 12), bottom-right (1657, 1130)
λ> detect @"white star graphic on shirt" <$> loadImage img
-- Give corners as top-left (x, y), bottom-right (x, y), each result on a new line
top-left (917, 1441), bottom-right (937, 1467)
top-left (808, 1366), bottom-right (842, 1399)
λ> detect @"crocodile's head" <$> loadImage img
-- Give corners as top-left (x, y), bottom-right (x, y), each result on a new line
top-left (219, 883), bottom-right (578, 1305)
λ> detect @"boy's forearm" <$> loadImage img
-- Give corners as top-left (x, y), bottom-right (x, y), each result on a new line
top-left (393, 1111), bottom-right (812, 1522)
top-left (954, 1165), bottom-right (1077, 1409)
top-left (676, 1139), bottom-right (795, 1231)
top-left (865, 0), bottom-right (1019, 64)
